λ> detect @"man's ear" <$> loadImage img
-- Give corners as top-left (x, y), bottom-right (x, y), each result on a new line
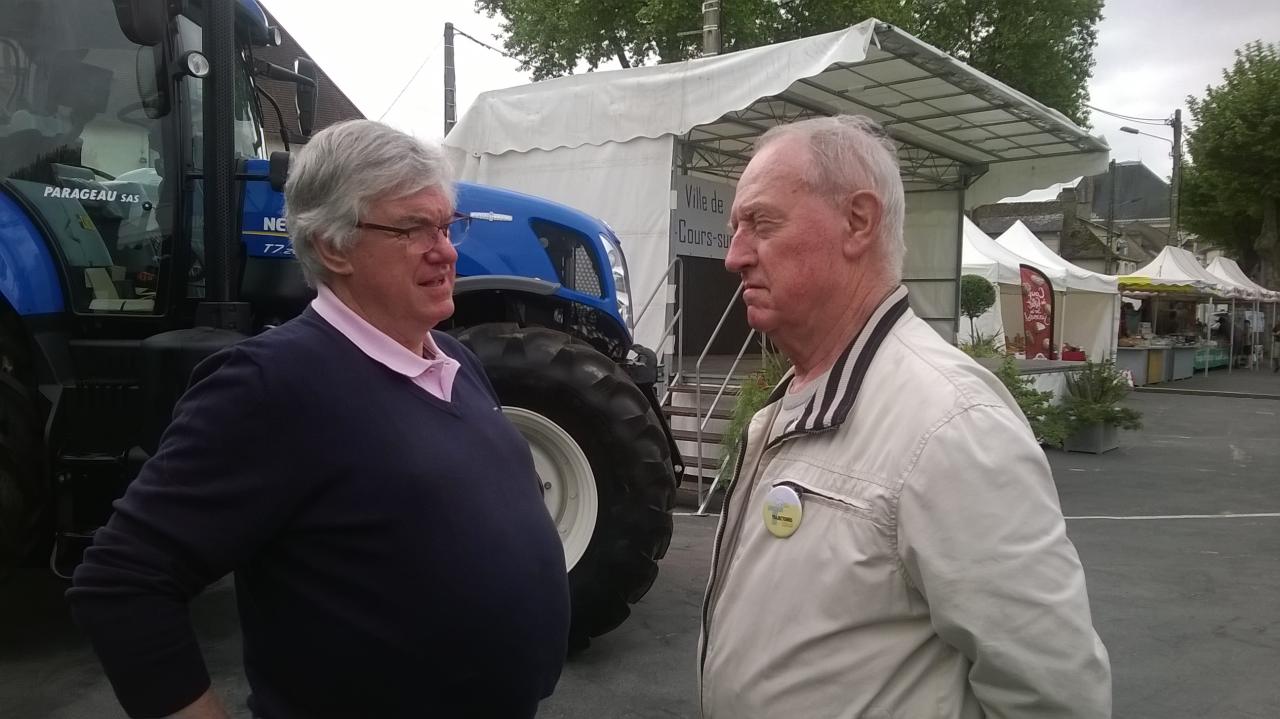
top-left (842, 189), bottom-right (883, 261)
top-left (313, 235), bottom-right (355, 277)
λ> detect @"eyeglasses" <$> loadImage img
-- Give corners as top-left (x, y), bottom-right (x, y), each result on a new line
top-left (355, 212), bottom-right (470, 251)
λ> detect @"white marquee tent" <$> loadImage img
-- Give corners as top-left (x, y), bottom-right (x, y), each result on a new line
top-left (995, 221), bottom-right (1119, 360)
top-left (1124, 246), bottom-right (1246, 298)
top-left (1206, 257), bottom-right (1279, 302)
top-left (960, 217), bottom-right (1025, 344)
top-left (445, 20), bottom-right (1109, 352)
top-left (1206, 256), bottom-right (1278, 365)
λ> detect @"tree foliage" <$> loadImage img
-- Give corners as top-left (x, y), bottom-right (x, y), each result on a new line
top-left (960, 273), bottom-right (997, 344)
top-left (1180, 166), bottom-right (1262, 271)
top-left (1184, 41), bottom-right (1280, 287)
top-left (914, 0), bottom-right (1102, 125)
top-left (476, 0), bottom-right (1102, 124)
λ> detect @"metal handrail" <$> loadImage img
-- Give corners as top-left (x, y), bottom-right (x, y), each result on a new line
top-left (693, 281), bottom-right (745, 508)
top-left (635, 257), bottom-right (681, 326)
top-left (701, 329), bottom-right (757, 433)
top-left (633, 257), bottom-right (686, 399)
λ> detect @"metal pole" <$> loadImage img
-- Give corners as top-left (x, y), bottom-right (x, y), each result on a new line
top-left (953, 172), bottom-right (968, 342)
top-left (1203, 299), bottom-right (1210, 377)
top-left (443, 22), bottom-right (456, 136)
top-left (1105, 160), bottom-right (1118, 275)
top-left (1254, 299), bottom-right (1260, 371)
top-left (702, 0), bottom-right (722, 56)
top-left (1228, 297), bottom-right (1235, 375)
top-left (1170, 109), bottom-right (1182, 247)
top-left (203, 0), bottom-right (235, 307)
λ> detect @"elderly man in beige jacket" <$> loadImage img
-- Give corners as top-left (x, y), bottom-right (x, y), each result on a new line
top-left (699, 115), bottom-right (1111, 718)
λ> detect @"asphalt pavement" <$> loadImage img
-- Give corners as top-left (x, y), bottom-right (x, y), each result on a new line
top-left (1, 389), bottom-right (1278, 719)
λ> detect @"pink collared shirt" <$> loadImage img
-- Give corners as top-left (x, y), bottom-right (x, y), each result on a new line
top-left (311, 284), bottom-right (460, 402)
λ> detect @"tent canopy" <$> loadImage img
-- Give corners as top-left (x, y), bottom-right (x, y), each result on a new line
top-left (995, 221), bottom-right (1118, 294)
top-left (1122, 246), bottom-right (1244, 298)
top-left (1206, 257), bottom-right (1279, 302)
top-left (962, 216), bottom-right (1025, 286)
top-left (445, 21), bottom-right (1109, 348)
top-left (446, 20), bottom-right (1108, 197)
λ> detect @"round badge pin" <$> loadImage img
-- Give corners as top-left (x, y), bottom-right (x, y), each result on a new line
top-left (763, 484), bottom-right (803, 538)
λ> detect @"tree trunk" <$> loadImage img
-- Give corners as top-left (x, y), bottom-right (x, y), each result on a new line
top-left (1256, 196), bottom-right (1279, 288)
top-left (610, 35), bottom-right (630, 68)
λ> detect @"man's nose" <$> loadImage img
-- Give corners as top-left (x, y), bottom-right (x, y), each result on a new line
top-left (724, 232), bottom-right (752, 274)
top-left (433, 238), bottom-right (459, 264)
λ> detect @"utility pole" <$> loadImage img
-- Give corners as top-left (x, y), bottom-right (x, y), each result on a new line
top-left (1106, 159), bottom-right (1117, 275)
top-left (1169, 108), bottom-right (1182, 247)
top-left (702, 1), bottom-right (722, 56)
top-left (444, 22), bottom-right (456, 137)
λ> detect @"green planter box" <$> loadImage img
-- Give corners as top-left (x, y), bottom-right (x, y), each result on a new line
top-left (1193, 347), bottom-right (1228, 370)
top-left (1064, 422), bottom-right (1119, 454)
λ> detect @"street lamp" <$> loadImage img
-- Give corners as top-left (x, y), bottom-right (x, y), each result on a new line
top-left (1118, 112), bottom-right (1183, 248)
top-left (1120, 126), bottom-right (1169, 142)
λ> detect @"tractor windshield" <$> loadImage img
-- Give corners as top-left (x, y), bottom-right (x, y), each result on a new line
top-left (0, 0), bottom-right (266, 314)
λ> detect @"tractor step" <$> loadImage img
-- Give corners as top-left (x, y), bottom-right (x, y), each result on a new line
top-left (58, 452), bottom-right (122, 469)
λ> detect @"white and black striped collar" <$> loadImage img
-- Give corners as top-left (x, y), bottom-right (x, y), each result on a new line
top-left (766, 286), bottom-right (911, 445)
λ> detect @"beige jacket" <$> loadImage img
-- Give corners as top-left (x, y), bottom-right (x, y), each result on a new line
top-left (700, 287), bottom-right (1111, 718)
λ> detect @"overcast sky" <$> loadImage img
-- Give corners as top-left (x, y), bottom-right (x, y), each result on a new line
top-left (263, 0), bottom-right (1280, 181)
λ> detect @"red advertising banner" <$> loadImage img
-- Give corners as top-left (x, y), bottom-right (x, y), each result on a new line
top-left (1020, 264), bottom-right (1056, 360)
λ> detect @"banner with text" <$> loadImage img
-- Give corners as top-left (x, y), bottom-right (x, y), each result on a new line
top-left (671, 175), bottom-right (736, 260)
top-left (1020, 264), bottom-right (1057, 360)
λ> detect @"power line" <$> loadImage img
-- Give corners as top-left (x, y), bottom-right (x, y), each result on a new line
top-left (1088, 105), bottom-right (1168, 122)
top-left (454, 27), bottom-right (513, 59)
top-left (378, 40), bottom-right (443, 121)
top-left (1087, 104), bottom-right (1170, 126)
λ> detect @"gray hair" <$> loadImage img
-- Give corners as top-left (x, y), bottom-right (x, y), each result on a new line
top-left (757, 115), bottom-right (906, 283)
top-left (284, 120), bottom-right (455, 285)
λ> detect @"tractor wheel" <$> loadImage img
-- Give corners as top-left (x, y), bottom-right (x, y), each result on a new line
top-left (453, 324), bottom-right (677, 651)
top-left (0, 322), bottom-right (42, 581)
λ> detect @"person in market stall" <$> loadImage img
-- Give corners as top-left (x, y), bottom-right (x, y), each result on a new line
top-left (1272, 320), bottom-right (1280, 372)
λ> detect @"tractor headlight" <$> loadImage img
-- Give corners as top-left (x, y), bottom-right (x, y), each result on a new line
top-left (601, 232), bottom-right (633, 330)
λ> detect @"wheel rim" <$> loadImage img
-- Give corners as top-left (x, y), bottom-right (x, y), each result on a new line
top-left (502, 406), bottom-right (598, 571)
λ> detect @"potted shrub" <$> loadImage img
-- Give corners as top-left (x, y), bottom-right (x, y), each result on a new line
top-left (960, 274), bottom-right (997, 345)
top-left (1060, 361), bottom-right (1143, 454)
top-left (960, 328), bottom-right (1004, 359)
top-left (993, 356), bottom-right (1069, 447)
top-left (716, 347), bottom-right (790, 490)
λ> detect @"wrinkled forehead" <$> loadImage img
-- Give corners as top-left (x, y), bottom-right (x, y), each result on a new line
top-left (733, 141), bottom-right (813, 212)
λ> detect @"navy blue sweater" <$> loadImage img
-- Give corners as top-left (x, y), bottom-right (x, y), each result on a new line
top-left (68, 309), bottom-right (570, 718)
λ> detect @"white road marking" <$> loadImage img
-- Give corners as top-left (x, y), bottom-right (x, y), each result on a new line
top-left (1066, 513), bottom-right (1280, 520)
top-left (682, 512), bottom-right (1280, 520)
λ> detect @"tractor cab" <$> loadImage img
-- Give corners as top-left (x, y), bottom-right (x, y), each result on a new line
top-left (0, 0), bottom-right (292, 334)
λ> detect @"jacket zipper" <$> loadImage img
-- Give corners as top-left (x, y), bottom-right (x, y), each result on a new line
top-left (699, 433), bottom-right (750, 676)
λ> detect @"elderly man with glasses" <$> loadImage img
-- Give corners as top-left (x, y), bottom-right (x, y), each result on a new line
top-left (68, 120), bottom-right (570, 719)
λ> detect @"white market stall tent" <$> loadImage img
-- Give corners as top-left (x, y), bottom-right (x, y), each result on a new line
top-left (960, 217), bottom-right (1025, 345)
top-left (445, 20), bottom-right (1109, 352)
top-left (1206, 257), bottom-right (1279, 301)
top-left (1123, 247), bottom-right (1259, 302)
top-left (995, 221), bottom-right (1119, 361)
top-left (1206, 256), bottom-right (1279, 366)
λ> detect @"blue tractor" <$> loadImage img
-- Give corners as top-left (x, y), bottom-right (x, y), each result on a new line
top-left (0, 0), bottom-right (680, 649)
